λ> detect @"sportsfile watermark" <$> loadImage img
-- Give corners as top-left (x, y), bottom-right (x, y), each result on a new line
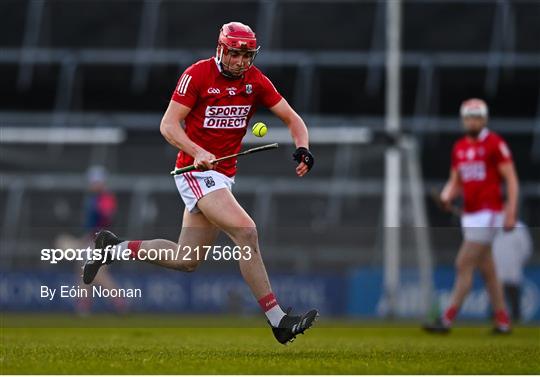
top-left (40, 245), bottom-right (253, 264)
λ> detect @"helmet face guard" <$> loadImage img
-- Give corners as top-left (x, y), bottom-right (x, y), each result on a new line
top-left (216, 22), bottom-right (260, 78)
top-left (216, 44), bottom-right (260, 77)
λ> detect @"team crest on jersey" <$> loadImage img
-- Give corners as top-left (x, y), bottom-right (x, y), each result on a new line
top-left (246, 84), bottom-right (253, 94)
top-left (203, 176), bottom-right (216, 188)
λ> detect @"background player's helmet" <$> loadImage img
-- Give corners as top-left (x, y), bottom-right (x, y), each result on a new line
top-left (216, 22), bottom-right (260, 77)
top-left (460, 98), bottom-right (489, 118)
top-left (87, 165), bottom-right (107, 192)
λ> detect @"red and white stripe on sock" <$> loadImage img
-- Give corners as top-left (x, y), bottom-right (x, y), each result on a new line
top-left (117, 240), bottom-right (143, 260)
top-left (495, 309), bottom-right (511, 330)
top-left (258, 293), bottom-right (286, 327)
top-left (442, 305), bottom-right (458, 327)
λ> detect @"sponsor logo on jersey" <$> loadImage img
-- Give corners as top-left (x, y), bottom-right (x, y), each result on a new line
top-left (227, 87), bottom-right (237, 96)
top-left (203, 105), bottom-right (251, 129)
top-left (207, 87), bottom-right (221, 94)
top-left (459, 161), bottom-right (486, 182)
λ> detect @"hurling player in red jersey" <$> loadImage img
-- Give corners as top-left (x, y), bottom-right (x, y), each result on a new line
top-left (83, 22), bottom-right (317, 344)
top-left (424, 99), bottom-right (519, 334)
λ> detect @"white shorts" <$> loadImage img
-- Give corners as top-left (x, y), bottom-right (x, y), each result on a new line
top-left (174, 170), bottom-right (235, 213)
top-left (461, 210), bottom-right (504, 245)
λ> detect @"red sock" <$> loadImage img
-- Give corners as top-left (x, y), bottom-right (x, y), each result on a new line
top-left (258, 293), bottom-right (285, 326)
top-left (258, 293), bottom-right (278, 311)
top-left (495, 309), bottom-right (511, 329)
top-left (442, 305), bottom-right (458, 326)
top-left (128, 240), bottom-right (142, 260)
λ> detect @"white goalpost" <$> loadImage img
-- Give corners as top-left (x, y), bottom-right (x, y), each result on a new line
top-left (383, 0), bottom-right (434, 318)
top-left (383, 0), bottom-right (402, 318)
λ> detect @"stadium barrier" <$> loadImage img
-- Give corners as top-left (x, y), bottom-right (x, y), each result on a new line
top-left (2, 268), bottom-right (539, 321)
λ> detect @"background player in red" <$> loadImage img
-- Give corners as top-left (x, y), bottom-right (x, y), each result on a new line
top-left (424, 98), bottom-right (519, 333)
top-left (83, 22), bottom-right (317, 344)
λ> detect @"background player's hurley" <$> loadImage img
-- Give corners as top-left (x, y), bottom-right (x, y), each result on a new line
top-left (429, 188), bottom-right (462, 218)
top-left (83, 21), bottom-right (318, 344)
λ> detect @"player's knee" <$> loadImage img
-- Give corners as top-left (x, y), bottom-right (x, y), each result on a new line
top-left (455, 258), bottom-right (470, 274)
top-left (227, 217), bottom-right (258, 241)
top-left (479, 265), bottom-right (494, 281)
top-left (232, 225), bottom-right (258, 245)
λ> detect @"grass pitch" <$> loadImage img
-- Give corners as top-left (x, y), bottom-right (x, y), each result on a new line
top-left (1, 314), bottom-right (539, 374)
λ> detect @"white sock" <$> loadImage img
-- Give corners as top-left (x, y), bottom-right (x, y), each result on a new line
top-left (265, 305), bottom-right (286, 327)
top-left (109, 241), bottom-right (129, 259)
top-left (116, 240), bottom-right (129, 251)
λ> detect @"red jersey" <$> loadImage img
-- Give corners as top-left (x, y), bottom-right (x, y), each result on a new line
top-left (451, 129), bottom-right (513, 213)
top-left (170, 58), bottom-right (282, 177)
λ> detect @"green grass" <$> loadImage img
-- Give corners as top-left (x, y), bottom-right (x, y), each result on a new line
top-left (1, 314), bottom-right (539, 374)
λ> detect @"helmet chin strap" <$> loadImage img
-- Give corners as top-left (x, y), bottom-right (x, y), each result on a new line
top-left (215, 47), bottom-right (223, 65)
top-left (215, 47), bottom-right (237, 78)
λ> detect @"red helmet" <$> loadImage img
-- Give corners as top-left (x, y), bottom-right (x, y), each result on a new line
top-left (218, 22), bottom-right (258, 52)
top-left (216, 22), bottom-right (260, 76)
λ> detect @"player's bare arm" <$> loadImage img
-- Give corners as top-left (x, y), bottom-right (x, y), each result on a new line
top-left (440, 168), bottom-right (461, 211)
top-left (270, 98), bottom-right (311, 177)
top-left (160, 100), bottom-right (216, 171)
top-left (498, 161), bottom-right (519, 231)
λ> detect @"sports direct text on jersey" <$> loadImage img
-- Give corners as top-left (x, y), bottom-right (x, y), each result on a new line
top-left (203, 105), bottom-right (252, 128)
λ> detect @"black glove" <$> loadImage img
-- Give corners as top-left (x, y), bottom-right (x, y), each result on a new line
top-left (292, 147), bottom-right (314, 171)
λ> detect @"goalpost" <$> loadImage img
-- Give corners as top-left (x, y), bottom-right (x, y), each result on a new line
top-left (383, 0), bottom-right (434, 318)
